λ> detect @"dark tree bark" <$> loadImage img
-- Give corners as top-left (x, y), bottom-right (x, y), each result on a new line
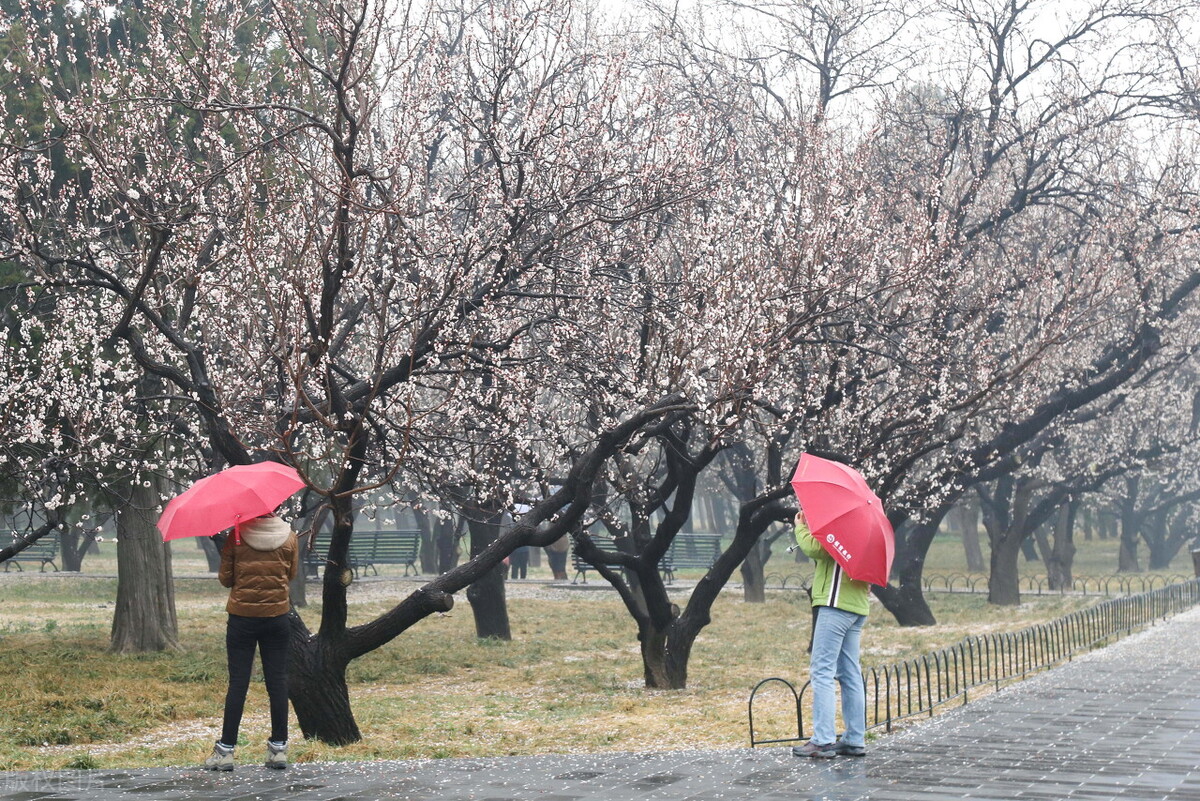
top-left (465, 507), bottom-right (510, 640)
top-left (197, 535), bottom-right (222, 572)
top-left (979, 477), bottom-right (1026, 606)
top-left (437, 513), bottom-right (463, 574)
top-left (1146, 509), bottom-right (1192, 570)
top-left (659, 487), bottom-right (794, 686)
top-left (1034, 500), bottom-right (1077, 591)
top-left (987, 532), bottom-right (1025, 605)
top-left (1020, 536), bottom-right (1040, 562)
top-left (285, 395), bottom-right (691, 743)
top-left (1118, 474), bottom-right (1143, 572)
top-left (0, 511), bottom-right (65, 567)
top-left (110, 477), bottom-right (179, 653)
top-left (289, 530), bottom-right (309, 609)
top-left (587, 427), bottom-right (805, 688)
top-left (719, 443), bottom-right (768, 603)
top-left (414, 507), bottom-right (438, 574)
top-left (956, 501), bottom-right (985, 572)
top-left (873, 518), bottom-right (939, 626)
top-left (740, 539), bottom-right (768, 603)
top-left (984, 475), bottom-right (1082, 604)
top-left (579, 422), bottom-right (718, 688)
top-left (59, 526), bottom-right (98, 572)
top-left (982, 477), bottom-right (1051, 606)
top-left (288, 612), bottom-right (357, 743)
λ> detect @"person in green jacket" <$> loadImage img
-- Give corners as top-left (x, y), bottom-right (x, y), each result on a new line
top-left (792, 509), bottom-right (869, 758)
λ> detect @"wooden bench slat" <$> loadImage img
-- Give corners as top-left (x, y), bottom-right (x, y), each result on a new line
top-left (571, 533), bottom-right (724, 584)
top-left (306, 529), bottom-right (420, 577)
top-left (570, 535), bottom-right (618, 584)
top-left (4, 534), bottom-right (60, 573)
top-left (661, 533), bottom-right (723, 584)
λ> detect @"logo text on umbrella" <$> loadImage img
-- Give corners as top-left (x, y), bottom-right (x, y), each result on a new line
top-left (826, 533), bottom-right (853, 561)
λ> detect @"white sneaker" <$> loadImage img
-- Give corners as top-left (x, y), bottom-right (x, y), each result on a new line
top-left (204, 742), bottom-right (234, 771)
top-left (265, 740), bottom-right (288, 770)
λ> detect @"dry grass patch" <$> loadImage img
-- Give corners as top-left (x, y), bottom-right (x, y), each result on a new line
top-left (0, 571), bottom-right (1100, 771)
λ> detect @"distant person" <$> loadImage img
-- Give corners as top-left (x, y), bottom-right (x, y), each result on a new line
top-left (792, 509), bottom-right (869, 758)
top-left (509, 545), bottom-right (529, 579)
top-left (545, 532), bottom-right (569, 581)
top-left (205, 513), bottom-right (299, 771)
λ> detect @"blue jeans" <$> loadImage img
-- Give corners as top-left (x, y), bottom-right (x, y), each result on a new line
top-left (809, 605), bottom-right (866, 747)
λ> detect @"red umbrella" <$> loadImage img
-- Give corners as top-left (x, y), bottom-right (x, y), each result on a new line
top-left (790, 453), bottom-right (894, 586)
top-left (158, 462), bottom-right (305, 542)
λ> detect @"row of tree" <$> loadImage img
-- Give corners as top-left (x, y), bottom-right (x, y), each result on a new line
top-left (3, 0), bottom-right (1200, 743)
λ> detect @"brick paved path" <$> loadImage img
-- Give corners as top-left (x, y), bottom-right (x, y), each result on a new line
top-left (3, 606), bottom-right (1199, 801)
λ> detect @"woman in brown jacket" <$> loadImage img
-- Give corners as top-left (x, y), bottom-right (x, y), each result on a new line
top-left (204, 514), bottom-right (299, 771)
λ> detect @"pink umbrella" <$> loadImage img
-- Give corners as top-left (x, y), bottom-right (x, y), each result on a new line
top-left (790, 453), bottom-right (894, 586)
top-left (158, 463), bottom-right (305, 542)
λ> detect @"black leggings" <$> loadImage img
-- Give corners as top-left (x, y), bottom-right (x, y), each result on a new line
top-left (222, 613), bottom-right (290, 746)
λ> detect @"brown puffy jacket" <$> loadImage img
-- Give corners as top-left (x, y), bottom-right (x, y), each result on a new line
top-left (219, 516), bottom-right (300, 617)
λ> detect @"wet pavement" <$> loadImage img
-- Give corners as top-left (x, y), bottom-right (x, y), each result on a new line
top-left (3, 606), bottom-right (1199, 800)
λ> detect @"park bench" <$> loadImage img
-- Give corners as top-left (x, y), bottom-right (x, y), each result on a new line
top-left (571, 535), bottom-right (619, 583)
top-left (359, 529), bottom-right (421, 576)
top-left (572, 532), bottom-right (724, 584)
top-left (3, 533), bottom-right (59, 572)
top-left (659, 533), bottom-right (724, 584)
top-left (306, 529), bottom-right (421, 577)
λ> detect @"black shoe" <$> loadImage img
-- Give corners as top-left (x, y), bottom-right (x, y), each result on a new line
top-left (792, 740), bottom-right (837, 758)
top-left (834, 741), bottom-right (866, 757)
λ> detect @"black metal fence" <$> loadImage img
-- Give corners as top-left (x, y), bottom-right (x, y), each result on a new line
top-left (748, 578), bottom-right (1200, 747)
top-left (763, 572), bottom-right (1194, 596)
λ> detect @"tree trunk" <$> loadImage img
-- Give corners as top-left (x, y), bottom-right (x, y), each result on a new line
top-left (288, 623), bottom-right (359, 745)
top-left (1055, 502), bottom-right (1077, 587)
top-left (874, 579), bottom-right (936, 625)
top-left (663, 624), bottom-right (696, 689)
top-left (982, 478), bottom-right (1034, 606)
top-left (465, 509), bottom-right (510, 640)
top-left (957, 502), bottom-right (985, 572)
top-left (283, 395), bottom-right (686, 743)
top-left (415, 508), bottom-right (438, 575)
top-left (1037, 501), bottom-right (1076, 591)
top-left (59, 529), bottom-right (84, 572)
top-left (197, 535), bottom-right (222, 572)
top-left (289, 531), bottom-right (309, 609)
top-left (641, 625), bottom-right (671, 688)
top-left (110, 477), bottom-right (179, 653)
top-left (711, 493), bottom-right (733, 532)
top-left (466, 562), bottom-right (510, 639)
top-left (1118, 522), bottom-right (1137, 573)
top-left (633, 486), bottom-right (791, 688)
top-left (872, 519), bottom-right (938, 626)
top-left (987, 532), bottom-right (1024, 605)
top-left (636, 609), bottom-right (692, 690)
top-left (436, 514), bottom-right (462, 574)
top-left (1020, 536), bottom-right (1040, 562)
top-left (1118, 476), bottom-right (1142, 572)
top-left (740, 538), bottom-right (767, 603)
top-left (1145, 513), bottom-right (1184, 570)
